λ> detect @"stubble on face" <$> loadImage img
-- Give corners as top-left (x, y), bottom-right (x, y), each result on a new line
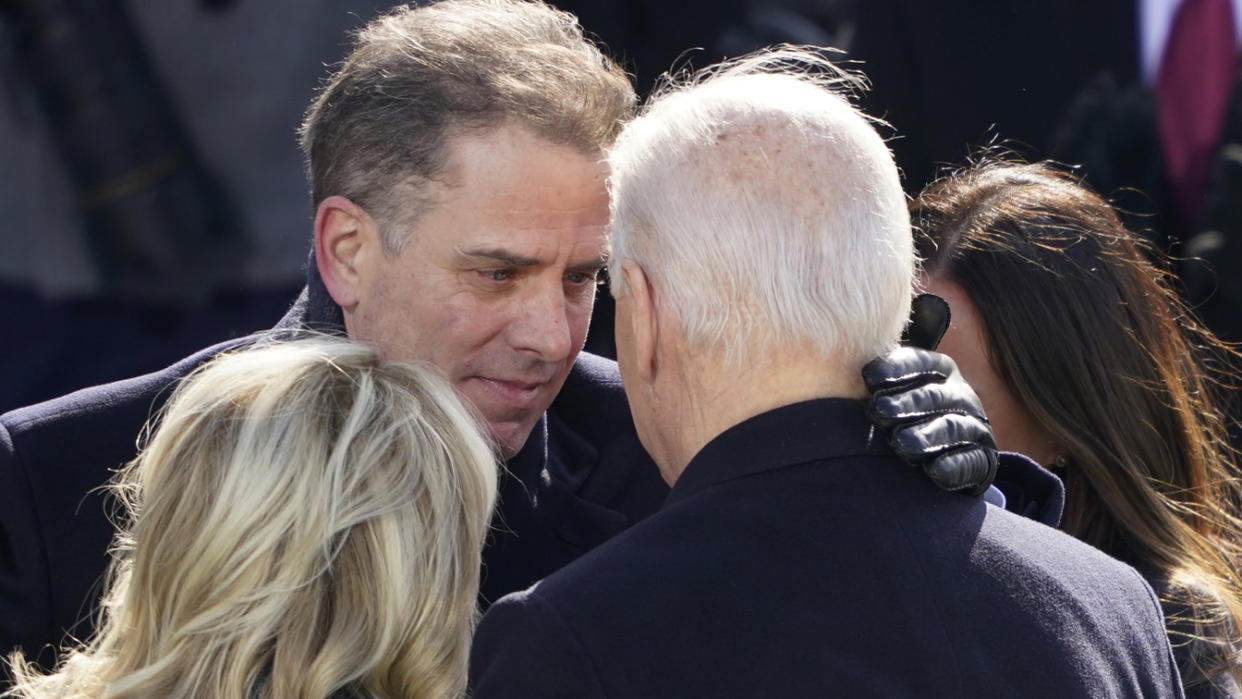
top-left (347, 125), bottom-right (611, 458)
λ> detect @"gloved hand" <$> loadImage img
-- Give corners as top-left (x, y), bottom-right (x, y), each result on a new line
top-left (863, 295), bottom-right (999, 496)
top-left (900, 292), bottom-right (952, 350)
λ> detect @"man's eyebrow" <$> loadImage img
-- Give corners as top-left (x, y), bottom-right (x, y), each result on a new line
top-left (567, 255), bottom-right (609, 274)
top-left (458, 248), bottom-right (609, 272)
top-left (458, 248), bottom-right (540, 266)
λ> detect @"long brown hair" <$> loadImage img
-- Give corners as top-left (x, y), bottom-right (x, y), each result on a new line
top-left (914, 161), bottom-right (1242, 686)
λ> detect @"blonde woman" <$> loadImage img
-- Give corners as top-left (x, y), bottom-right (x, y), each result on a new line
top-left (7, 335), bottom-right (498, 698)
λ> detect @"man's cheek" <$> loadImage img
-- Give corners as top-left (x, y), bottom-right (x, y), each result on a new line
top-left (569, 303), bottom-right (595, 350)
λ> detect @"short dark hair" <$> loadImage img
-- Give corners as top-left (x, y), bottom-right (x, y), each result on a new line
top-left (299, 0), bottom-right (635, 252)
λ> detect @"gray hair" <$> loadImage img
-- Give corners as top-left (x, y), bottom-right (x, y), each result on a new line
top-left (607, 48), bottom-right (914, 367)
top-left (299, 0), bottom-right (636, 253)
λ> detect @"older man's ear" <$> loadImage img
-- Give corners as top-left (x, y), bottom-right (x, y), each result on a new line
top-left (616, 261), bottom-right (659, 384)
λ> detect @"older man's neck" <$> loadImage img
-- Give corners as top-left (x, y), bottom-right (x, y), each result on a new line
top-left (658, 346), bottom-right (868, 485)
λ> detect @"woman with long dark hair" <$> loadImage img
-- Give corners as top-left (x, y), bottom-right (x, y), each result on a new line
top-left (915, 161), bottom-right (1242, 696)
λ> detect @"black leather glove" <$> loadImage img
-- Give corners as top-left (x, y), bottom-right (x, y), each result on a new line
top-left (863, 295), bottom-right (999, 496)
top-left (900, 292), bottom-right (952, 350)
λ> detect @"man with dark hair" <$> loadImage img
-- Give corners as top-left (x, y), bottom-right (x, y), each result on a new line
top-left (0, 0), bottom-right (998, 674)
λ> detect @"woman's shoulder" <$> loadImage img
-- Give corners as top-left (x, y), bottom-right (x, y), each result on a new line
top-left (1149, 573), bottom-right (1242, 698)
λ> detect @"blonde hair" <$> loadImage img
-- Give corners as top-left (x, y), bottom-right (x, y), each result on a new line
top-left (7, 335), bottom-right (498, 698)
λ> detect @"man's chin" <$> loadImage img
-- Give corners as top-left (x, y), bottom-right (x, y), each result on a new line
top-left (485, 417), bottom-right (541, 460)
top-left (458, 378), bottom-right (561, 459)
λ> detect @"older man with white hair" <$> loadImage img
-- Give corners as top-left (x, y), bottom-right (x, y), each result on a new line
top-left (468, 50), bottom-right (1183, 697)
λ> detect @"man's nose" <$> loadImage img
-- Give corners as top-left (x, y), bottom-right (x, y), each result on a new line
top-left (508, 281), bottom-right (574, 361)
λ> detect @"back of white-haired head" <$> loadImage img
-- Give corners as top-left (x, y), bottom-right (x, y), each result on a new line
top-left (607, 48), bottom-right (914, 368)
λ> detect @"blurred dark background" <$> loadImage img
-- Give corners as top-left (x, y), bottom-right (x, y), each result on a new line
top-left (3, 0), bottom-right (1239, 413)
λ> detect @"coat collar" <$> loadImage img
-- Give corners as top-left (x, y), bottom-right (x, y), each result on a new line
top-left (274, 253), bottom-right (344, 332)
top-left (667, 398), bottom-right (884, 507)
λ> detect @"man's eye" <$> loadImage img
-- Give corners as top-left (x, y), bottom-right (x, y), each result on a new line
top-left (481, 269), bottom-right (515, 282)
top-left (566, 269), bottom-right (603, 286)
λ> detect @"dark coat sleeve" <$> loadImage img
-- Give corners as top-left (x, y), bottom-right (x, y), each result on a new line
top-left (0, 337), bottom-right (251, 677)
top-left (0, 420), bottom-right (55, 667)
top-left (470, 589), bottom-right (606, 699)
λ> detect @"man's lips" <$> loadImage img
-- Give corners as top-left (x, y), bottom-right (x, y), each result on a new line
top-left (466, 376), bottom-right (555, 409)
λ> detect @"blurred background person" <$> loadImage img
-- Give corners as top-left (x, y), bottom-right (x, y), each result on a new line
top-left (0, 0), bottom-right (396, 412)
top-left (916, 160), bottom-right (1242, 696)
top-left (850, 0), bottom-right (1242, 343)
top-left (6, 336), bottom-right (498, 698)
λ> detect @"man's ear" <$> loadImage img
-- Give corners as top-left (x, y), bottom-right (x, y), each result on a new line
top-left (620, 261), bottom-right (659, 383)
top-left (314, 195), bottom-right (378, 312)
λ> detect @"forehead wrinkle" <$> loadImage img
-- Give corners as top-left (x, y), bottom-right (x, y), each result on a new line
top-left (449, 126), bottom-right (608, 205)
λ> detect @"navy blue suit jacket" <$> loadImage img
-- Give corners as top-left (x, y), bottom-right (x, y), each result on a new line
top-left (0, 281), bottom-right (667, 669)
top-left (470, 399), bottom-right (1183, 698)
